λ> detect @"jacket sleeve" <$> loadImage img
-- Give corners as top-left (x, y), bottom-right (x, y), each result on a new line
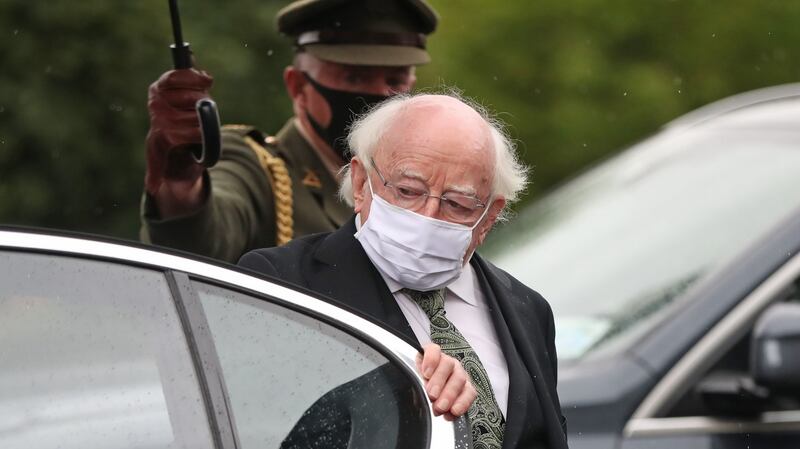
top-left (140, 129), bottom-right (277, 263)
top-left (237, 249), bottom-right (280, 278)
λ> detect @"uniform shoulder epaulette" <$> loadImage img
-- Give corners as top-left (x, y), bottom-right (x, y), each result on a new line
top-left (223, 124), bottom-right (281, 153)
top-left (224, 124), bottom-right (294, 246)
top-left (221, 123), bottom-right (257, 136)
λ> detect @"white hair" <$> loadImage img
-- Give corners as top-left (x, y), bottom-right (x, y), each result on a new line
top-left (338, 91), bottom-right (528, 220)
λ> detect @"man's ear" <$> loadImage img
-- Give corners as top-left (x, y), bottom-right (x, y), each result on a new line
top-left (284, 66), bottom-right (306, 102)
top-left (351, 157), bottom-right (368, 213)
top-left (408, 67), bottom-right (418, 91)
top-left (476, 197), bottom-right (506, 244)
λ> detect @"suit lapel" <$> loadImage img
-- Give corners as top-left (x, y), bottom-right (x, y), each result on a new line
top-left (472, 256), bottom-right (568, 449)
top-left (473, 261), bottom-right (532, 449)
top-left (312, 217), bottom-right (419, 346)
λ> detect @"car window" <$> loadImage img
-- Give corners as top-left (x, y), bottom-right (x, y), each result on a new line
top-left (0, 251), bottom-right (214, 449)
top-left (194, 281), bottom-right (428, 449)
top-left (483, 116), bottom-right (800, 360)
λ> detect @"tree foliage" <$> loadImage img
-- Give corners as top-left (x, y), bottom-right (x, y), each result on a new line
top-left (1, 0), bottom-right (799, 239)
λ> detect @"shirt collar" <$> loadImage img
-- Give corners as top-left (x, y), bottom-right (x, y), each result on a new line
top-left (448, 264), bottom-right (479, 307)
top-left (354, 213), bottom-right (478, 307)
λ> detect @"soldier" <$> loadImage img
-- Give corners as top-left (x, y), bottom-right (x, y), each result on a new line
top-left (140, 0), bottom-right (438, 263)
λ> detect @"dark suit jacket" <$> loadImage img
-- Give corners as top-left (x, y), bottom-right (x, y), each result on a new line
top-left (239, 217), bottom-right (568, 449)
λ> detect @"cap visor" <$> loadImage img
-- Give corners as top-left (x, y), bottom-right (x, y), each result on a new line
top-left (306, 44), bottom-right (431, 66)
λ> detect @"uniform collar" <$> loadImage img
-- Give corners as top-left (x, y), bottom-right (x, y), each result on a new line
top-left (281, 119), bottom-right (352, 225)
top-left (292, 117), bottom-right (342, 180)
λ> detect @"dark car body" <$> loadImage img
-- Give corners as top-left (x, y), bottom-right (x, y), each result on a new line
top-left (483, 84), bottom-right (800, 449)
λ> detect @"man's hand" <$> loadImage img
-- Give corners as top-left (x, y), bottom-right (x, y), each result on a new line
top-left (144, 69), bottom-right (213, 216)
top-left (416, 343), bottom-right (477, 421)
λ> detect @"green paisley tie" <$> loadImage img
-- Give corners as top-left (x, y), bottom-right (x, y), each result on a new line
top-left (403, 288), bottom-right (505, 449)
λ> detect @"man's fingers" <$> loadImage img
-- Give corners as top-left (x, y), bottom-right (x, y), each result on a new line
top-left (158, 138), bottom-right (204, 182)
top-left (149, 69), bottom-right (213, 111)
top-left (419, 343), bottom-right (441, 380)
top-left (149, 105), bottom-right (202, 131)
top-left (160, 88), bottom-right (212, 111)
top-left (150, 85), bottom-right (209, 112)
top-left (148, 126), bottom-right (203, 157)
top-left (418, 344), bottom-right (478, 418)
top-left (155, 69), bottom-right (214, 91)
top-left (426, 355), bottom-right (453, 403)
top-left (162, 127), bottom-right (204, 149)
top-left (145, 125), bottom-right (204, 196)
top-left (431, 359), bottom-right (468, 415)
top-left (449, 379), bottom-right (477, 417)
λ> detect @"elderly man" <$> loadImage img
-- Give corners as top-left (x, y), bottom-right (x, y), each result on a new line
top-left (240, 93), bottom-right (568, 449)
top-left (140, 0), bottom-right (438, 262)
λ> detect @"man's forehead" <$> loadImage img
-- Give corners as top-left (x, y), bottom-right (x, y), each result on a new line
top-left (376, 146), bottom-right (493, 194)
top-left (398, 166), bottom-right (483, 194)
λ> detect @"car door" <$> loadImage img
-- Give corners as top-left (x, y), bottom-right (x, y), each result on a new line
top-left (622, 251), bottom-right (800, 449)
top-left (0, 229), bottom-right (465, 449)
top-left (0, 247), bottom-right (215, 449)
top-left (187, 276), bottom-right (445, 449)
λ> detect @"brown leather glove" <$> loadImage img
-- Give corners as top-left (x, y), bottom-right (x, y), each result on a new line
top-left (145, 69), bottom-right (214, 196)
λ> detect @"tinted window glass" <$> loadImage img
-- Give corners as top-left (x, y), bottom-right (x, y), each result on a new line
top-left (0, 251), bottom-right (213, 449)
top-left (484, 104), bottom-right (800, 360)
top-left (196, 281), bottom-right (428, 449)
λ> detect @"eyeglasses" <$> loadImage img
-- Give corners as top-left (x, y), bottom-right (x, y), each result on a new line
top-left (369, 157), bottom-right (488, 224)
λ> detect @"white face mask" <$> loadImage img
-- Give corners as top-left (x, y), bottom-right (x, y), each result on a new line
top-left (355, 178), bottom-right (490, 291)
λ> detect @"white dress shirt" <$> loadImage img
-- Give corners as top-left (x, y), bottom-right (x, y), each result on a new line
top-left (355, 216), bottom-right (510, 416)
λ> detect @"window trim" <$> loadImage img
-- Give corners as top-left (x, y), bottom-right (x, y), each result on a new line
top-left (625, 252), bottom-right (800, 437)
top-left (624, 411), bottom-right (800, 437)
top-left (167, 270), bottom-right (239, 449)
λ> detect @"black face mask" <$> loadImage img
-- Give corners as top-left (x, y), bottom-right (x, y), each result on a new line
top-left (302, 72), bottom-right (389, 160)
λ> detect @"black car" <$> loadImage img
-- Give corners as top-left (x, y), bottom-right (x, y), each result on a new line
top-left (0, 228), bottom-right (470, 449)
top-left (483, 84), bottom-right (800, 449)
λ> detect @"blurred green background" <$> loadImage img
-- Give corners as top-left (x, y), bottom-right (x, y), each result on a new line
top-left (1, 0), bottom-right (799, 240)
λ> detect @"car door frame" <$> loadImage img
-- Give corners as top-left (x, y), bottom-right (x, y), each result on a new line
top-left (0, 227), bottom-right (465, 449)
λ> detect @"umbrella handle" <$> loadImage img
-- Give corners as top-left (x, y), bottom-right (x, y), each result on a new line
top-left (167, 0), bottom-right (221, 167)
top-left (195, 99), bottom-right (221, 167)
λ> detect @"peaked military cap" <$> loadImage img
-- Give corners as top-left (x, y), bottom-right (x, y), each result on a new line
top-left (276, 0), bottom-right (438, 66)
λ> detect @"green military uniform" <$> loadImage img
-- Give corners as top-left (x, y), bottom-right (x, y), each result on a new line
top-left (140, 0), bottom-right (437, 263)
top-left (141, 120), bottom-right (352, 263)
